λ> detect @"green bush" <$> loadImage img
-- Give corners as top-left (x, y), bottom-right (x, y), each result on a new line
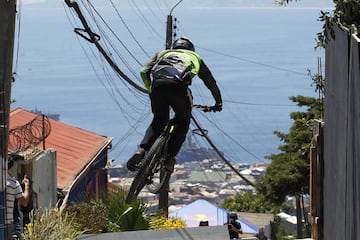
top-left (23, 209), bottom-right (83, 240)
top-left (65, 201), bottom-right (108, 234)
top-left (23, 189), bottom-right (151, 239)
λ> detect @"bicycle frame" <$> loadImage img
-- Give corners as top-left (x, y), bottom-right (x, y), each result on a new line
top-left (126, 105), bottom-right (218, 203)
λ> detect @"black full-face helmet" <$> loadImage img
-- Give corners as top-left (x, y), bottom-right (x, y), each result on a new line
top-left (230, 213), bottom-right (238, 220)
top-left (172, 37), bottom-right (195, 51)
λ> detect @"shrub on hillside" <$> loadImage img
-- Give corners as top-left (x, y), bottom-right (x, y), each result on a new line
top-left (22, 209), bottom-right (83, 240)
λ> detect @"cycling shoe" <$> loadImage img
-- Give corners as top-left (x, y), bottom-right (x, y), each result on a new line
top-left (127, 149), bottom-right (145, 171)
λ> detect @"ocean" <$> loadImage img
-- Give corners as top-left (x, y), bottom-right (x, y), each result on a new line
top-left (11, 0), bottom-right (334, 165)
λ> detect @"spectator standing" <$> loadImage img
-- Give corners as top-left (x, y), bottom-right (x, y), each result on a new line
top-left (20, 177), bottom-right (38, 228)
top-left (256, 227), bottom-right (268, 240)
top-left (6, 158), bottom-right (30, 240)
top-left (227, 213), bottom-right (243, 240)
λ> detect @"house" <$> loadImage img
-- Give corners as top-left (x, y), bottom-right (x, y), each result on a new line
top-left (9, 107), bottom-right (112, 208)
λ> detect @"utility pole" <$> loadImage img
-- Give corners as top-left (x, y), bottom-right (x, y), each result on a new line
top-left (159, 0), bottom-right (252, 217)
top-left (165, 14), bottom-right (173, 50)
top-left (159, 0), bottom-right (183, 217)
top-left (165, 0), bottom-right (182, 50)
top-left (159, 11), bottom-right (173, 217)
top-left (0, 0), bottom-right (17, 238)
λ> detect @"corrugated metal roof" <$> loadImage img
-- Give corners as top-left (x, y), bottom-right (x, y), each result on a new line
top-left (188, 171), bottom-right (226, 183)
top-left (9, 107), bottom-right (112, 189)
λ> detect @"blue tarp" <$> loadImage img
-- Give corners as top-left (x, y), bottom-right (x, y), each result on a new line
top-left (169, 199), bottom-right (229, 227)
top-left (169, 199), bottom-right (259, 234)
top-left (237, 217), bottom-right (259, 234)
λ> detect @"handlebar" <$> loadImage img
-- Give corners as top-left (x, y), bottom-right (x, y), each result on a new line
top-left (193, 104), bottom-right (222, 112)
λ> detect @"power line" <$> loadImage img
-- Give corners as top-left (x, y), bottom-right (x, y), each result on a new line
top-left (192, 110), bottom-right (265, 163)
top-left (109, 0), bottom-right (151, 58)
top-left (195, 95), bottom-right (296, 107)
top-left (64, 0), bottom-right (286, 168)
top-left (198, 46), bottom-right (310, 77)
top-left (128, 0), bottom-right (163, 39)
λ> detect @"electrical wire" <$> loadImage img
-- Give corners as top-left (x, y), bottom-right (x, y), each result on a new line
top-left (65, 4), bottom-right (147, 108)
top-left (198, 46), bottom-right (309, 77)
top-left (152, 0), bottom-right (170, 15)
top-left (128, 0), bottom-right (163, 39)
top-left (109, 0), bottom-right (151, 58)
top-left (192, 110), bottom-right (265, 163)
top-left (62, 0), bottom-right (158, 161)
top-left (63, 0), bottom-right (311, 167)
top-left (139, 0), bottom-right (166, 26)
top-left (84, 0), bottom-right (144, 70)
top-left (13, 0), bottom-right (22, 81)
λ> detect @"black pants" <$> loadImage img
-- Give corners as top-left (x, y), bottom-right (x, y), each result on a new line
top-left (140, 80), bottom-right (192, 157)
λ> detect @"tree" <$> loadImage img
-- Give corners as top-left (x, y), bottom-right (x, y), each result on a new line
top-left (256, 95), bottom-right (322, 238)
top-left (257, 96), bottom-right (321, 203)
top-left (221, 191), bottom-right (274, 214)
top-left (317, 0), bottom-right (360, 47)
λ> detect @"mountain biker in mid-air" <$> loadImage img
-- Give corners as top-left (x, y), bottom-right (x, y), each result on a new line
top-left (127, 37), bottom-right (223, 173)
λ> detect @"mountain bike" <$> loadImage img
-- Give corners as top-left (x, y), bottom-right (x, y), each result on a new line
top-left (125, 104), bottom-right (219, 204)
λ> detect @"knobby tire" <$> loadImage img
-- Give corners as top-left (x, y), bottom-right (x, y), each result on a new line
top-left (144, 135), bottom-right (171, 194)
top-left (126, 135), bottom-right (170, 203)
top-left (126, 159), bottom-right (149, 203)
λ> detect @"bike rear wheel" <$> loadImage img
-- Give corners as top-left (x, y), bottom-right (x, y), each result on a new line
top-left (126, 135), bottom-right (169, 203)
top-left (125, 158), bottom-right (150, 203)
top-left (146, 163), bottom-right (171, 194)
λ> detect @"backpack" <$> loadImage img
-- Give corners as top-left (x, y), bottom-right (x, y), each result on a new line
top-left (151, 51), bottom-right (195, 85)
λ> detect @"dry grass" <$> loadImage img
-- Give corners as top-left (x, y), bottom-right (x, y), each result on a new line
top-left (22, 208), bottom-right (83, 240)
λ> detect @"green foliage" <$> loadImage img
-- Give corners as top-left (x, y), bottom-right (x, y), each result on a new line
top-left (221, 191), bottom-right (276, 213)
top-left (270, 216), bottom-right (294, 240)
top-left (23, 209), bottom-right (83, 240)
top-left (281, 202), bottom-right (295, 214)
top-left (254, 95), bottom-right (322, 239)
top-left (317, 0), bottom-right (360, 47)
top-left (256, 96), bottom-right (321, 206)
top-left (308, 68), bottom-right (325, 109)
top-left (274, 0), bottom-right (300, 6)
top-left (23, 189), bottom-right (150, 239)
top-left (100, 189), bottom-right (149, 231)
top-left (316, 10), bottom-right (336, 48)
top-left (65, 201), bottom-right (108, 233)
top-left (333, 0), bottom-right (360, 27)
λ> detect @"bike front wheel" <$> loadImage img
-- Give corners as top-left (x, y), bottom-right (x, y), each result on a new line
top-left (144, 135), bottom-right (172, 194)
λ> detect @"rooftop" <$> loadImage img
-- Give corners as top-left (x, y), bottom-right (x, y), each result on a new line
top-left (9, 107), bottom-right (112, 189)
